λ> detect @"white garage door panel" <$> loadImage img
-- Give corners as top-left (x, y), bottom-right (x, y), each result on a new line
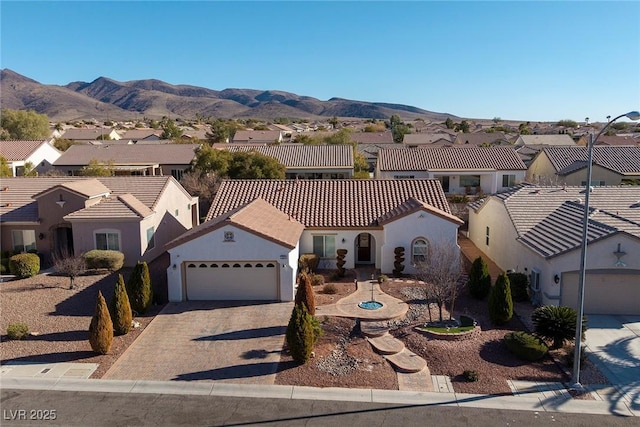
top-left (562, 272), bottom-right (640, 315)
top-left (185, 261), bottom-right (278, 300)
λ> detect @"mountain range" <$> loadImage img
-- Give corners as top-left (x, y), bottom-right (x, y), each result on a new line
top-left (1, 69), bottom-right (457, 122)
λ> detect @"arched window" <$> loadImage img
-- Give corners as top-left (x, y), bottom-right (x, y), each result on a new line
top-left (412, 239), bottom-right (429, 263)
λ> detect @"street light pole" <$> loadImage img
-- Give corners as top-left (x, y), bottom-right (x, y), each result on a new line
top-left (570, 111), bottom-right (640, 391)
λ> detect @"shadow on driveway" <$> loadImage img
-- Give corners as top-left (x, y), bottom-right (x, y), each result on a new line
top-left (194, 326), bottom-right (286, 341)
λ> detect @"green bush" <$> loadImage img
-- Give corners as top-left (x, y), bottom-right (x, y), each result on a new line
top-left (298, 254), bottom-right (319, 273)
top-left (532, 305), bottom-right (587, 349)
top-left (463, 369), bottom-right (479, 382)
top-left (110, 274), bottom-right (132, 336)
top-left (504, 331), bottom-right (548, 361)
top-left (7, 323), bottom-right (29, 340)
top-left (507, 272), bottom-right (529, 302)
top-left (393, 247), bottom-right (405, 277)
top-left (378, 274), bottom-right (389, 283)
top-left (84, 250), bottom-right (124, 271)
top-left (467, 256), bottom-right (491, 299)
top-left (88, 291), bottom-right (113, 354)
top-left (127, 261), bottom-right (153, 314)
top-left (488, 273), bottom-right (513, 325)
top-left (295, 271), bottom-right (316, 315)
top-left (285, 303), bottom-right (320, 364)
top-left (8, 253), bottom-right (40, 278)
top-left (311, 274), bottom-right (324, 287)
top-left (323, 283), bottom-right (337, 294)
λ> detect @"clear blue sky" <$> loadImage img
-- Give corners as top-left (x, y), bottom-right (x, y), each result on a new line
top-left (1, 1), bottom-right (639, 122)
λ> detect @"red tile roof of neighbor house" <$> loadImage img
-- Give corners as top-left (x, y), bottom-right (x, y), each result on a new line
top-left (0, 176), bottom-right (191, 223)
top-left (53, 144), bottom-right (200, 166)
top-left (349, 132), bottom-right (395, 144)
top-left (166, 198), bottom-right (305, 250)
top-left (207, 179), bottom-right (455, 228)
top-left (516, 134), bottom-right (576, 146)
top-left (0, 140), bottom-right (55, 161)
top-left (453, 132), bottom-right (508, 146)
top-left (213, 144), bottom-right (353, 168)
top-left (60, 128), bottom-right (119, 140)
top-left (541, 146), bottom-right (640, 175)
top-left (403, 133), bottom-right (453, 145)
top-left (377, 146), bottom-right (527, 171)
top-left (233, 130), bottom-right (282, 143)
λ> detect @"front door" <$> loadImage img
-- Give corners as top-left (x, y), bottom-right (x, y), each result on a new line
top-left (53, 226), bottom-right (74, 258)
top-left (357, 233), bottom-right (371, 263)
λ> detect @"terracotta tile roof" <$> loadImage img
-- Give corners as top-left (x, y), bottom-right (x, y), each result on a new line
top-left (454, 132), bottom-right (508, 146)
top-left (233, 130), bottom-right (282, 143)
top-left (60, 128), bottom-right (119, 140)
top-left (207, 179), bottom-right (455, 228)
top-left (0, 140), bottom-right (53, 161)
top-left (377, 146), bottom-right (527, 171)
top-left (377, 197), bottom-right (463, 226)
top-left (33, 178), bottom-right (111, 199)
top-left (0, 176), bottom-right (184, 223)
top-left (349, 132), bottom-right (394, 144)
top-left (517, 135), bottom-right (576, 146)
top-left (596, 135), bottom-right (640, 146)
top-left (357, 143), bottom-right (406, 160)
top-left (119, 129), bottom-right (162, 140)
top-left (542, 146), bottom-right (640, 175)
top-left (167, 198), bottom-right (304, 250)
top-left (403, 134), bottom-right (453, 145)
top-left (54, 144), bottom-right (200, 166)
top-left (215, 144), bottom-right (353, 168)
top-left (65, 193), bottom-right (154, 220)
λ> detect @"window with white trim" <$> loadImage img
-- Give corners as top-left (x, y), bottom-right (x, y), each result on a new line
top-left (95, 230), bottom-right (120, 251)
top-left (313, 235), bottom-right (336, 258)
top-left (12, 230), bottom-right (36, 252)
top-left (502, 174), bottom-right (516, 187)
top-left (146, 227), bottom-right (155, 250)
top-left (412, 239), bottom-right (429, 263)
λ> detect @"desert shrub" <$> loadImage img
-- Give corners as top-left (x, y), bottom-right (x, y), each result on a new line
top-left (295, 271), bottom-right (316, 315)
top-left (53, 253), bottom-right (86, 289)
top-left (393, 246), bottom-right (405, 277)
top-left (311, 274), bottom-right (324, 287)
top-left (467, 256), bottom-right (491, 299)
top-left (504, 331), bottom-right (548, 361)
top-left (323, 283), bottom-right (337, 294)
top-left (488, 273), bottom-right (513, 325)
top-left (336, 249), bottom-right (348, 277)
top-left (285, 303), bottom-right (320, 364)
top-left (84, 250), bottom-right (124, 271)
top-left (88, 290), bottom-right (113, 354)
top-left (329, 271), bottom-right (341, 281)
top-left (298, 253), bottom-right (319, 273)
top-left (127, 261), bottom-right (153, 315)
top-left (6, 323), bottom-right (29, 340)
top-left (463, 369), bottom-right (479, 382)
top-left (8, 253), bottom-right (40, 278)
top-left (532, 305), bottom-right (586, 349)
top-left (110, 274), bottom-right (132, 336)
top-left (378, 274), bottom-right (389, 283)
top-left (507, 272), bottom-right (529, 302)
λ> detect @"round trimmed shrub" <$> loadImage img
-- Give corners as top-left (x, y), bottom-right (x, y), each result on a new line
top-left (311, 274), bottom-right (324, 287)
top-left (8, 253), bottom-right (40, 278)
top-left (507, 272), bottom-right (529, 302)
top-left (84, 250), bottom-right (124, 271)
top-left (322, 283), bottom-right (337, 294)
top-left (7, 323), bottom-right (30, 340)
top-left (504, 331), bottom-right (548, 361)
top-left (463, 369), bottom-right (479, 382)
top-left (532, 305), bottom-right (586, 349)
top-left (298, 253), bottom-right (319, 273)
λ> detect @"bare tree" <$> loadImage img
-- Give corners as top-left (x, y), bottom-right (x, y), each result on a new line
top-left (414, 241), bottom-right (463, 323)
top-left (53, 253), bottom-right (86, 289)
top-left (179, 170), bottom-right (223, 220)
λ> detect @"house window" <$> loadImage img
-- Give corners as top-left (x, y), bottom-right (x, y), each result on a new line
top-left (393, 175), bottom-right (415, 180)
top-left (146, 227), bottom-right (155, 250)
top-left (171, 169), bottom-right (184, 181)
top-left (224, 231), bottom-right (234, 242)
top-left (580, 180), bottom-right (605, 187)
top-left (174, 209), bottom-right (179, 217)
top-left (460, 175), bottom-right (481, 187)
top-left (95, 231), bottom-right (120, 251)
top-left (412, 239), bottom-right (429, 263)
top-left (313, 235), bottom-right (336, 258)
top-left (486, 226), bottom-right (490, 246)
top-left (11, 230), bottom-right (36, 252)
top-left (438, 176), bottom-right (450, 192)
top-left (502, 174), bottom-right (516, 187)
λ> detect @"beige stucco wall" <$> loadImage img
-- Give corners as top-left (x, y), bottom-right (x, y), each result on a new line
top-left (563, 165), bottom-right (626, 186)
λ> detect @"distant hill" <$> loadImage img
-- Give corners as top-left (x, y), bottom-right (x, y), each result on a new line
top-left (1, 69), bottom-right (458, 122)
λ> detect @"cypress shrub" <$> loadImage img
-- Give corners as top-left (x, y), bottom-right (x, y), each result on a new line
top-left (467, 256), bottom-right (491, 299)
top-left (8, 253), bottom-right (40, 278)
top-left (127, 261), bottom-right (153, 314)
top-left (285, 303), bottom-right (318, 364)
top-left (507, 272), bottom-right (529, 302)
top-left (504, 331), bottom-right (548, 361)
top-left (110, 274), bottom-right (133, 336)
top-left (532, 305), bottom-right (586, 349)
top-left (488, 273), bottom-right (513, 325)
top-left (295, 271), bottom-right (316, 315)
top-left (393, 247), bottom-right (405, 277)
top-left (88, 290), bottom-right (113, 354)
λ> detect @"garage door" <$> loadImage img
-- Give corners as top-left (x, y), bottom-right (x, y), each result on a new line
top-left (561, 271), bottom-right (640, 315)
top-left (185, 261), bottom-right (279, 300)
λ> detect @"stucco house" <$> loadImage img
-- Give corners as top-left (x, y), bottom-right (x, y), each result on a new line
top-left (0, 176), bottom-right (198, 267)
top-left (375, 146), bottom-right (527, 195)
top-left (165, 179), bottom-right (463, 302)
top-left (453, 132), bottom-right (509, 146)
top-left (232, 130), bottom-right (283, 144)
top-left (513, 134), bottom-right (576, 147)
top-left (60, 128), bottom-right (121, 141)
top-left (0, 139), bottom-right (62, 176)
top-left (403, 133), bottom-right (453, 147)
top-left (468, 184), bottom-right (640, 315)
top-left (527, 146), bottom-right (640, 186)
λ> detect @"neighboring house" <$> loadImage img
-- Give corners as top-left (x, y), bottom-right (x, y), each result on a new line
top-left (349, 132), bottom-right (394, 145)
top-left (375, 146), bottom-right (527, 195)
top-left (165, 179), bottom-right (462, 302)
top-left (527, 146), bottom-right (640, 186)
top-left (60, 128), bottom-right (121, 141)
top-left (513, 134), bottom-right (576, 147)
top-left (467, 184), bottom-right (640, 315)
top-left (0, 139), bottom-right (62, 176)
top-left (403, 133), bottom-right (453, 147)
top-left (180, 129), bottom-right (210, 141)
top-left (119, 129), bottom-right (163, 141)
top-left (591, 135), bottom-right (640, 147)
top-left (356, 143), bottom-right (404, 172)
top-left (453, 132), bottom-right (509, 146)
top-left (0, 176), bottom-right (198, 267)
top-left (232, 130), bottom-right (283, 144)
top-left (213, 144), bottom-right (354, 179)
top-left (53, 144), bottom-right (200, 180)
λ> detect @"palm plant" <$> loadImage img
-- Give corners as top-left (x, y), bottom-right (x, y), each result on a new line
top-left (531, 305), bottom-right (587, 349)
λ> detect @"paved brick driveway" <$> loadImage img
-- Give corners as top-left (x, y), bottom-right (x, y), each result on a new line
top-left (103, 301), bottom-right (293, 384)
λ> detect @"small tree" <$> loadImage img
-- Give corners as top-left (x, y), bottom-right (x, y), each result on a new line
top-left (53, 253), bottom-right (86, 289)
top-left (110, 274), bottom-right (132, 336)
top-left (285, 304), bottom-right (319, 364)
top-left (488, 273), bottom-right (513, 325)
top-left (127, 261), bottom-right (153, 314)
top-left (295, 271), bottom-right (315, 315)
top-left (467, 256), bottom-right (491, 299)
top-left (336, 249), bottom-right (347, 277)
top-left (88, 291), bottom-right (113, 354)
top-left (532, 305), bottom-right (586, 349)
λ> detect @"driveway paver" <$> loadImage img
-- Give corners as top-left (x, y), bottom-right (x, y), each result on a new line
top-left (103, 301), bottom-right (293, 384)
